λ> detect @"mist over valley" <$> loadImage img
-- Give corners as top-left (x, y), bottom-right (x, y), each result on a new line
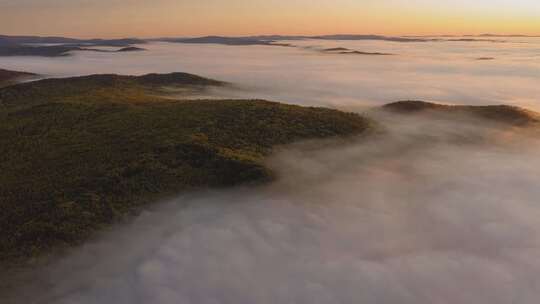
top-left (1, 33), bottom-right (540, 304)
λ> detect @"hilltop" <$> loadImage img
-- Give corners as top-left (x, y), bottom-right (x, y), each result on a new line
top-left (0, 35), bottom-right (145, 46)
top-left (0, 72), bottom-right (225, 107)
top-left (116, 46), bottom-right (146, 52)
top-left (382, 100), bottom-right (539, 126)
top-left (0, 72), bottom-right (371, 263)
top-left (155, 34), bottom-right (430, 45)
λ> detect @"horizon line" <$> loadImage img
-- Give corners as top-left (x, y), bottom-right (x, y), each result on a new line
top-left (2, 33), bottom-right (540, 40)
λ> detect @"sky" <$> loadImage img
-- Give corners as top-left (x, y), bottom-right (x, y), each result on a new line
top-left (0, 0), bottom-right (539, 38)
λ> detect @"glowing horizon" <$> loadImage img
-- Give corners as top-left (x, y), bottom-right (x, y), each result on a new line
top-left (1, 0), bottom-right (539, 39)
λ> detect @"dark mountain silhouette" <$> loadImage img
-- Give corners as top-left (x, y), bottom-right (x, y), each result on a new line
top-left (0, 35), bottom-right (146, 57)
top-left (116, 46), bottom-right (146, 52)
top-left (158, 36), bottom-right (276, 46)
top-left (311, 34), bottom-right (428, 42)
top-left (156, 34), bottom-right (431, 46)
top-left (0, 45), bottom-right (146, 57)
top-left (0, 35), bottom-right (145, 46)
top-left (322, 47), bottom-right (393, 56)
top-left (323, 47), bottom-right (350, 52)
top-left (339, 50), bottom-right (393, 55)
top-left (0, 45), bottom-right (83, 57)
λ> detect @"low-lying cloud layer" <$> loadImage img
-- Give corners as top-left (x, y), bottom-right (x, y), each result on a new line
top-left (0, 37), bottom-right (539, 110)
top-left (6, 112), bottom-right (540, 304)
top-left (2, 37), bottom-right (539, 303)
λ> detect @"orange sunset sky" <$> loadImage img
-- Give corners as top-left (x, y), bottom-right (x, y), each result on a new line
top-left (1, 0), bottom-right (539, 38)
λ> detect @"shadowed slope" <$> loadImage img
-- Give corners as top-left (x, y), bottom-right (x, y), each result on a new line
top-left (0, 68), bottom-right (37, 88)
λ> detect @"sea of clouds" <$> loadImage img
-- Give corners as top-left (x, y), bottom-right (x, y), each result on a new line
top-left (2, 38), bottom-right (540, 303)
top-left (0, 37), bottom-right (539, 109)
top-left (6, 110), bottom-right (540, 304)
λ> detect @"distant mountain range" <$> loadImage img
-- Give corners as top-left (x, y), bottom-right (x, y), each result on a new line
top-left (154, 34), bottom-right (430, 45)
top-left (155, 36), bottom-right (276, 46)
top-left (0, 34), bottom-right (424, 57)
top-left (0, 33), bottom-right (535, 57)
top-left (153, 34), bottom-right (537, 45)
top-left (0, 35), bottom-right (145, 46)
top-left (0, 35), bottom-right (147, 57)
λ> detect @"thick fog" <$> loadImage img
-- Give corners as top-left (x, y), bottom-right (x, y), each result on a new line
top-left (5, 112), bottom-right (540, 304)
top-left (0, 37), bottom-right (539, 109)
top-left (2, 38), bottom-right (540, 303)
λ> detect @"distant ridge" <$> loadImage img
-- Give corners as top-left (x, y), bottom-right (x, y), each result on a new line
top-left (0, 33), bottom-right (529, 58)
top-left (0, 35), bottom-right (146, 57)
top-left (155, 34), bottom-right (431, 45)
top-left (1, 34), bottom-right (527, 54)
top-left (0, 35), bottom-right (145, 46)
top-left (157, 36), bottom-right (275, 46)
top-left (383, 101), bottom-right (540, 126)
top-left (155, 34), bottom-right (524, 46)
top-left (310, 34), bottom-right (427, 42)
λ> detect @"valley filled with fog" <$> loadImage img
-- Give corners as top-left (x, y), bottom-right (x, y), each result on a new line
top-left (9, 111), bottom-right (540, 304)
top-left (1, 37), bottom-right (539, 109)
top-left (3, 38), bottom-right (540, 303)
